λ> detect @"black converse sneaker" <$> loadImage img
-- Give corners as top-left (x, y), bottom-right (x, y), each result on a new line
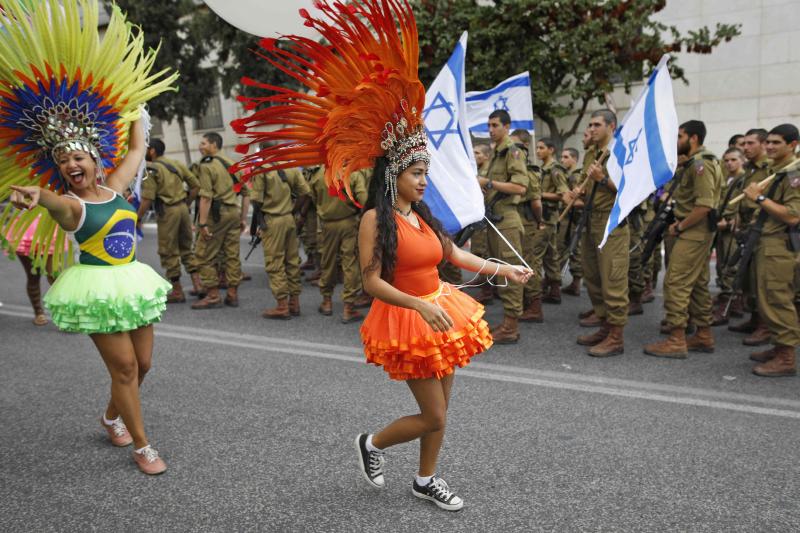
top-left (354, 433), bottom-right (385, 488)
top-left (412, 475), bottom-right (464, 511)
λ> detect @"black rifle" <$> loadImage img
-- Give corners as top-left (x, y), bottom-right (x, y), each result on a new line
top-left (454, 191), bottom-right (507, 247)
top-left (639, 173), bottom-right (683, 265)
top-left (722, 174), bottom-right (787, 317)
top-left (561, 182), bottom-right (598, 277)
top-left (713, 174), bottom-right (745, 280)
top-left (245, 203), bottom-right (266, 261)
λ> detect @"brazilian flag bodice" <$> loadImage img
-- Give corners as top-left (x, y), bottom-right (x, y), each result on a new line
top-left (72, 192), bottom-right (137, 266)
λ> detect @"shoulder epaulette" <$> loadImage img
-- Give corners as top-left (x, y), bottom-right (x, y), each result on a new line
top-left (200, 155), bottom-right (214, 164)
top-left (701, 153), bottom-right (717, 161)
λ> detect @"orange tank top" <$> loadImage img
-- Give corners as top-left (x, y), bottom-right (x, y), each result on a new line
top-left (392, 213), bottom-right (443, 296)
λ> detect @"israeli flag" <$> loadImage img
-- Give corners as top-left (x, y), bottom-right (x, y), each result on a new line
top-left (600, 55), bottom-right (678, 248)
top-left (466, 72), bottom-right (535, 137)
top-left (422, 32), bottom-right (483, 235)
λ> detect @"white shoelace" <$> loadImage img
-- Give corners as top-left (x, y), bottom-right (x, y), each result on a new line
top-left (368, 451), bottom-right (385, 475)
top-left (137, 446), bottom-right (160, 463)
top-left (110, 419), bottom-right (128, 437)
top-left (429, 477), bottom-right (453, 500)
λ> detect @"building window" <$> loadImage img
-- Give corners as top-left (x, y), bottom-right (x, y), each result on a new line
top-left (194, 94), bottom-right (224, 131)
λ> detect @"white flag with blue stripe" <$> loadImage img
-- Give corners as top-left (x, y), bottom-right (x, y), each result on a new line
top-left (600, 55), bottom-right (678, 248)
top-left (422, 32), bottom-right (483, 235)
top-left (466, 72), bottom-right (535, 138)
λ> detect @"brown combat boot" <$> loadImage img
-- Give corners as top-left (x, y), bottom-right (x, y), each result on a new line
top-left (644, 328), bottom-right (688, 359)
top-left (578, 308), bottom-right (595, 319)
top-left (318, 296), bottom-right (333, 316)
top-left (729, 295), bottom-right (745, 317)
top-left (628, 292), bottom-right (643, 316)
top-left (492, 316), bottom-right (520, 344)
top-left (262, 298), bottom-right (291, 319)
top-left (476, 285), bottom-right (494, 305)
top-left (519, 297), bottom-right (543, 323)
top-left (562, 276), bottom-right (581, 296)
top-left (710, 297), bottom-right (729, 327)
top-left (743, 322), bottom-right (770, 346)
top-left (189, 272), bottom-right (204, 297)
top-left (588, 325), bottom-right (624, 357)
top-left (341, 303), bottom-right (364, 324)
top-left (300, 257), bottom-right (316, 271)
top-left (729, 313), bottom-right (758, 334)
top-left (218, 271), bottom-right (228, 289)
top-left (307, 269), bottom-right (322, 283)
top-left (750, 346), bottom-right (779, 363)
top-left (191, 287), bottom-right (222, 309)
top-left (579, 311), bottom-right (602, 328)
top-left (641, 281), bottom-right (655, 303)
top-left (166, 281), bottom-right (186, 304)
top-left (224, 285), bottom-right (239, 307)
top-left (353, 293), bottom-right (373, 308)
top-left (752, 345), bottom-right (796, 377)
top-left (686, 326), bottom-right (715, 353)
top-left (543, 281), bottom-right (562, 304)
top-left (288, 294), bottom-right (301, 316)
top-left (577, 323), bottom-right (610, 346)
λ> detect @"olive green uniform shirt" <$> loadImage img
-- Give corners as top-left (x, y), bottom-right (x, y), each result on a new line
top-left (738, 155), bottom-right (771, 227)
top-left (759, 157), bottom-right (800, 237)
top-left (540, 160), bottom-right (569, 225)
top-left (309, 167), bottom-right (367, 221)
top-left (582, 145), bottom-right (615, 212)
top-left (486, 136), bottom-right (529, 229)
top-left (672, 147), bottom-right (722, 222)
top-left (251, 167), bottom-right (310, 216)
top-left (197, 154), bottom-right (245, 206)
top-left (142, 156), bottom-right (200, 205)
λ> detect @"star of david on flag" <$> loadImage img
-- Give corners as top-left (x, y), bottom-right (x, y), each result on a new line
top-left (465, 72), bottom-right (534, 138)
top-left (600, 55), bottom-right (678, 248)
top-left (421, 32), bottom-right (483, 235)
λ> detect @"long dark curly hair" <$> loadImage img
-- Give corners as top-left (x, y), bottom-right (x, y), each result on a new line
top-left (363, 157), bottom-right (452, 282)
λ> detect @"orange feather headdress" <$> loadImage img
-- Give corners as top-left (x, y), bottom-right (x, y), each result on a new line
top-left (230, 0), bottom-right (429, 205)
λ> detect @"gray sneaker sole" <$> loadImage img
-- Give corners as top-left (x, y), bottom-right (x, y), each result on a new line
top-left (411, 486), bottom-right (464, 511)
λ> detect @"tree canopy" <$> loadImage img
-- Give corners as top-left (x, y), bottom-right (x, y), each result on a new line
top-left (413, 0), bottom-right (741, 146)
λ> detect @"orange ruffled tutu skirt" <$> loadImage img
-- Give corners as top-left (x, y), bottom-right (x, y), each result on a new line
top-left (360, 283), bottom-right (493, 380)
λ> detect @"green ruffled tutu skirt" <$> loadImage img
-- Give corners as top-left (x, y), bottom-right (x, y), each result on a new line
top-left (43, 261), bottom-right (171, 334)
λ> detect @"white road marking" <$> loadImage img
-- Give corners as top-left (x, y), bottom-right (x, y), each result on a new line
top-left (3, 306), bottom-right (799, 419)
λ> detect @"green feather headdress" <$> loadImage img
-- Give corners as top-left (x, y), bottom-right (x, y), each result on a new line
top-left (0, 0), bottom-right (177, 272)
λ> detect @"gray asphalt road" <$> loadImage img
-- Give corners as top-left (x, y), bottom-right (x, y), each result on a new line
top-left (1, 225), bottom-right (799, 532)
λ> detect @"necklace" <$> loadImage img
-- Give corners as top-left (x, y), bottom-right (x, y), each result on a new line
top-left (394, 205), bottom-right (412, 217)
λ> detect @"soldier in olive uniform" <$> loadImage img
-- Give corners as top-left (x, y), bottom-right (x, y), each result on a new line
top-left (626, 199), bottom-right (649, 315)
top-left (300, 166), bottom-right (321, 275)
top-left (471, 143), bottom-right (494, 303)
top-left (310, 166), bottom-right (369, 323)
top-left (710, 147), bottom-right (747, 325)
top-left (562, 109), bottom-right (628, 357)
top-left (137, 139), bottom-right (201, 303)
top-left (509, 130), bottom-right (544, 323)
top-left (728, 129), bottom-right (772, 345)
top-left (477, 110), bottom-right (530, 343)
top-left (559, 147), bottom-right (583, 296)
top-left (644, 120), bottom-right (722, 358)
top-left (536, 139), bottom-right (569, 305)
top-left (192, 133), bottom-right (249, 309)
top-left (251, 165), bottom-right (311, 319)
top-left (744, 124), bottom-right (800, 377)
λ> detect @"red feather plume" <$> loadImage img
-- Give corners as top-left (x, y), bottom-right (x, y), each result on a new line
top-left (230, 0), bottom-right (425, 203)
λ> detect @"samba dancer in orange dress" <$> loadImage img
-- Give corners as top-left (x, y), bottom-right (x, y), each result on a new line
top-left (229, 0), bottom-right (530, 511)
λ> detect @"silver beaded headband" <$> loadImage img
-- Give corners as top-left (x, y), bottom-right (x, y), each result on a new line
top-left (380, 103), bottom-right (430, 205)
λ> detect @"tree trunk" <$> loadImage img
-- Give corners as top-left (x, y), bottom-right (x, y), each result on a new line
top-left (178, 116), bottom-right (192, 166)
top-left (540, 114), bottom-right (564, 153)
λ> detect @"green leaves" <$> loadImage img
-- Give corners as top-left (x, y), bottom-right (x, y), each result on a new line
top-left (413, 0), bottom-right (740, 145)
